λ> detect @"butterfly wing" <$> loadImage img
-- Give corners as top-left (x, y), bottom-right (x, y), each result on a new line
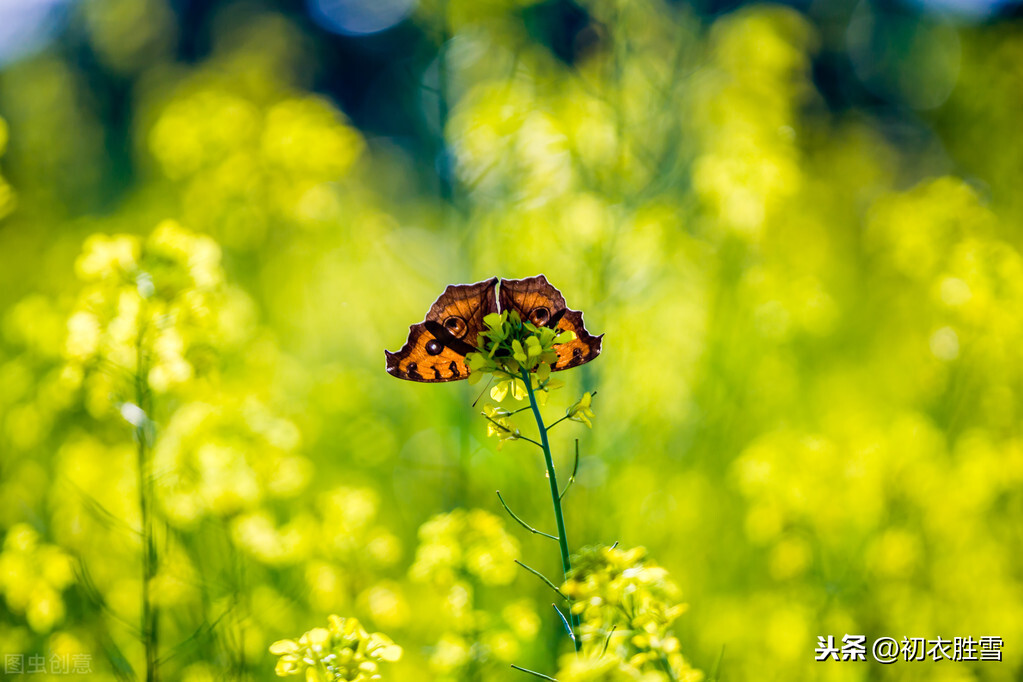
top-left (385, 277), bottom-right (498, 382)
top-left (499, 275), bottom-right (603, 371)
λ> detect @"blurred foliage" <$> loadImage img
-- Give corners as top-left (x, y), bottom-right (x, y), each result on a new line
top-left (1, 0), bottom-right (1023, 680)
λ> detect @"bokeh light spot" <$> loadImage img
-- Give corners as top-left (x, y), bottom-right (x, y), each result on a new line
top-left (307, 0), bottom-right (416, 36)
top-left (0, 0), bottom-right (71, 66)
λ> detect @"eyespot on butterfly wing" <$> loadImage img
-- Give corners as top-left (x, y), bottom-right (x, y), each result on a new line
top-left (385, 278), bottom-right (498, 382)
top-left (498, 275), bottom-right (603, 371)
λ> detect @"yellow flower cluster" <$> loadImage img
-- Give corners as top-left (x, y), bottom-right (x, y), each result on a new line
top-left (318, 487), bottom-right (402, 568)
top-left (691, 7), bottom-right (811, 237)
top-left (467, 310), bottom-right (574, 402)
top-left (146, 40), bottom-right (364, 249)
top-left (410, 509), bottom-right (519, 588)
top-left (566, 392), bottom-right (596, 428)
top-left (63, 220), bottom-right (244, 415)
top-left (555, 654), bottom-right (675, 682)
top-left (481, 403), bottom-right (520, 448)
top-left (409, 510), bottom-right (535, 679)
top-left (269, 615), bottom-right (402, 681)
top-left (0, 525), bottom-right (75, 633)
top-left (562, 546), bottom-right (701, 682)
top-left (469, 312), bottom-right (583, 446)
top-left (449, 78), bottom-right (575, 207)
top-left (423, 612), bottom-right (530, 678)
top-left (154, 399), bottom-right (308, 527)
top-left (306, 487), bottom-right (406, 625)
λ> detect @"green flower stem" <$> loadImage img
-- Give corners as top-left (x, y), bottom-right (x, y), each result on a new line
top-left (545, 414), bottom-right (571, 430)
top-left (135, 331), bottom-right (158, 682)
top-left (498, 491), bottom-right (559, 540)
top-left (559, 442), bottom-right (580, 502)
top-left (519, 367), bottom-right (582, 652)
top-left (511, 664), bottom-right (558, 681)
top-left (514, 560), bottom-right (567, 599)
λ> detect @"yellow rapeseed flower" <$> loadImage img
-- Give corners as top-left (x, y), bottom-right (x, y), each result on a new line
top-left (270, 615), bottom-right (402, 681)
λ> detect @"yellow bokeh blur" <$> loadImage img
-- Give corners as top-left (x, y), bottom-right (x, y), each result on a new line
top-left (1, 0), bottom-right (1022, 680)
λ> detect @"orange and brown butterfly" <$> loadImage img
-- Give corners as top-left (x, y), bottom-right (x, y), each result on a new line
top-left (385, 275), bottom-right (602, 382)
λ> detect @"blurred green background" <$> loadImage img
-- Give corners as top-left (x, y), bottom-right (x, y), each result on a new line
top-left (1, 0), bottom-right (1023, 680)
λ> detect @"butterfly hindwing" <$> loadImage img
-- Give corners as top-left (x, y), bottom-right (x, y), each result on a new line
top-left (548, 308), bottom-right (603, 370)
top-left (499, 275), bottom-right (603, 371)
top-left (384, 323), bottom-right (472, 382)
top-left (385, 278), bottom-right (498, 382)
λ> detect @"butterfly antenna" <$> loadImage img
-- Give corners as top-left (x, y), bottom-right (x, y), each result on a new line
top-left (472, 376), bottom-right (495, 407)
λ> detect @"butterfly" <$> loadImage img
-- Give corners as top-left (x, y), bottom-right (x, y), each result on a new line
top-left (385, 275), bottom-right (603, 382)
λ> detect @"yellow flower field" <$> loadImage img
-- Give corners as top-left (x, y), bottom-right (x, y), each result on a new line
top-left (0, 1), bottom-right (1021, 680)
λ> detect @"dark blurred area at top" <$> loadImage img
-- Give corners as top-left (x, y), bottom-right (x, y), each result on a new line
top-left (168, 0), bottom-right (1021, 139)
top-left (1, 0), bottom-right (1021, 210)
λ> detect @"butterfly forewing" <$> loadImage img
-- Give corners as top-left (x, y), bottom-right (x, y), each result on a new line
top-left (499, 274), bottom-right (567, 326)
top-left (385, 278), bottom-right (498, 382)
top-left (498, 275), bottom-right (603, 371)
